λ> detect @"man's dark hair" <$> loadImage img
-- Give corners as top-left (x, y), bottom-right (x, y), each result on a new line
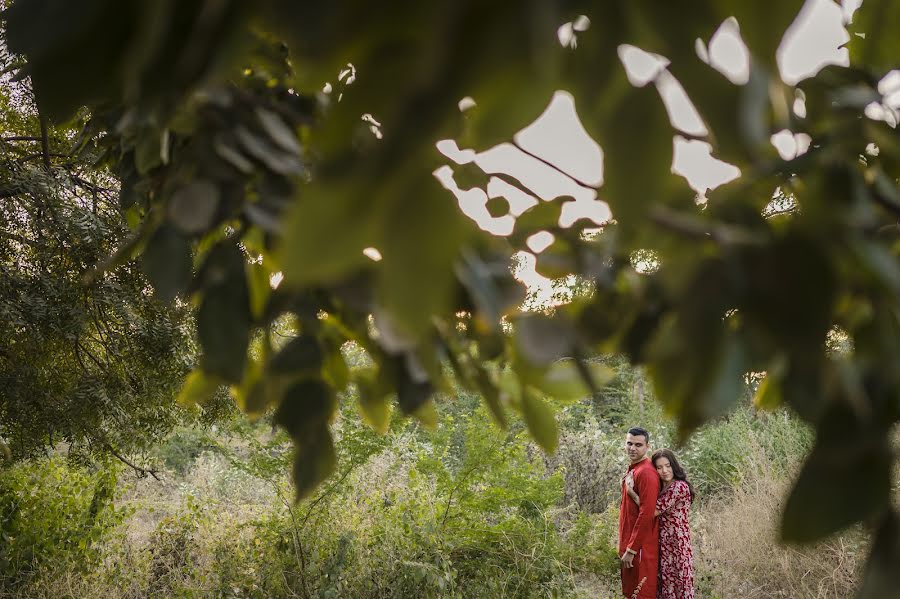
top-left (627, 427), bottom-right (650, 444)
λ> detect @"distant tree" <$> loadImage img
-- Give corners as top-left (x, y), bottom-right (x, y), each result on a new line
top-left (0, 37), bottom-right (198, 467)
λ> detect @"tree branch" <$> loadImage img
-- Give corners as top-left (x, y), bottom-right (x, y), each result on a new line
top-left (0, 136), bottom-right (42, 142)
top-left (511, 140), bottom-right (600, 191)
top-left (39, 114), bottom-right (52, 171)
top-left (103, 442), bottom-right (161, 480)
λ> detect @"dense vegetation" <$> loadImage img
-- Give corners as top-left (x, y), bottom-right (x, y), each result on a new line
top-left (2, 0), bottom-right (900, 596)
top-left (5, 360), bottom-right (860, 599)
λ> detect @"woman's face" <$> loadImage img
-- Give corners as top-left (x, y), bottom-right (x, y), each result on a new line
top-left (655, 456), bottom-right (674, 482)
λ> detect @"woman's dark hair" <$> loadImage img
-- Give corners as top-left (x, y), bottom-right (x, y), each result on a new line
top-left (651, 448), bottom-right (695, 503)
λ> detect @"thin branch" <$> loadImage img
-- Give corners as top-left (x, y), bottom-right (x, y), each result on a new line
top-left (103, 442), bottom-right (161, 480)
top-left (511, 139), bottom-right (600, 191)
top-left (39, 114), bottom-right (52, 171)
top-left (0, 136), bottom-right (42, 142)
top-left (0, 229), bottom-right (45, 249)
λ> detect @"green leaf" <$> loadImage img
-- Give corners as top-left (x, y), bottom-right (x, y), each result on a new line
top-left (472, 363), bottom-right (507, 428)
top-left (521, 390), bottom-right (558, 453)
top-left (355, 367), bottom-right (392, 434)
top-left (142, 224), bottom-right (192, 302)
top-left (176, 369), bottom-right (220, 408)
top-left (532, 359), bottom-right (615, 404)
top-left (246, 261), bottom-right (272, 321)
top-left (857, 512), bottom-right (900, 599)
top-left (780, 437), bottom-right (891, 543)
top-left (752, 357), bottom-right (787, 411)
top-left (197, 244), bottom-right (251, 383)
top-left (292, 428), bottom-right (337, 500)
top-left (378, 176), bottom-right (471, 339)
top-left (847, 0), bottom-right (900, 71)
top-left (167, 180), bottom-right (220, 235)
top-left (514, 314), bottom-right (575, 366)
top-left (593, 76), bottom-right (674, 229)
top-left (511, 199), bottom-right (565, 242)
top-left (274, 379), bottom-right (336, 439)
top-left (720, 1), bottom-right (805, 69)
top-left (135, 130), bottom-right (166, 175)
top-left (269, 335), bottom-right (324, 377)
top-left (235, 125), bottom-right (304, 177)
top-left (255, 106), bottom-right (303, 156)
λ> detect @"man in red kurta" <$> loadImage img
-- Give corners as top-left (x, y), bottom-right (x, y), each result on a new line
top-left (618, 427), bottom-right (660, 598)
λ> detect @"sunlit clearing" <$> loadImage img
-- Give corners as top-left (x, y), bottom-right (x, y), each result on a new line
top-left (672, 137), bottom-right (741, 196)
top-left (618, 45), bottom-right (668, 87)
top-left (514, 91), bottom-right (604, 187)
top-left (513, 251), bottom-right (556, 308)
top-left (778, 0), bottom-right (849, 85)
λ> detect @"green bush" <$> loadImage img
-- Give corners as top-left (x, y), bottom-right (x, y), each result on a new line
top-left (0, 456), bottom-right (124, 589)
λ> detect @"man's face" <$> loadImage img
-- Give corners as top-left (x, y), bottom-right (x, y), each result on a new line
top-left (625, 433), bottom-right (649, 464)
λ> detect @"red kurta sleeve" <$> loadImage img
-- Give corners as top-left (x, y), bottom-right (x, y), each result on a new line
top-left (627, 462), bottom-right (660, 552)
top-left (656, 480), bottom-right (688, 516)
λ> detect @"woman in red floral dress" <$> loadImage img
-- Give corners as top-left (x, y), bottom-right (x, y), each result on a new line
top-left (626, 448), bottom-right (695, 599)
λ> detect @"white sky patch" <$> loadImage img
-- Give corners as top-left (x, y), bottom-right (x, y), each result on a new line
top-left (515, 90), bottom-right (604, 187)
top-left (618, 45), bottom-right (669, 87)
top-left (433, 165), bottom-right (515, 236)
top-left (475, 143), bottom-right (597, 202)
top-left (842, 0), bottom-right (864, 24)
top-left (486, 177), bottom-right (538, 215)
top-left (771, 130), bottom-right (812, 160)
top-left (363, 247), bottom-right (382, 261)
top-left (269, 271), bottom-right (284, 289)
top-left (793, 89), bottom-right (808, 117)
top-left (778, 0), bottom-right (849, 85)
top-left (458, 96), bottom-right (477, 112)
top-left (656, 71), bottom-right (708, 136)
top-left (672, 137), bottom-right (741, 194)
top-left (560, 198), bottom-right (612, 227)
top-left (436, 139), bottom-right (476, 165)
top-left (706, 18), bottom-right (750, 84)
top-left (526, 231), bottom-right (555, 253)
top-left (435, 1), bottom-right (858, 303)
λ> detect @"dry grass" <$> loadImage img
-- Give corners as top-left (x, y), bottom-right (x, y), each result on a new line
top-left (696, 471), bottom-right (866, 599)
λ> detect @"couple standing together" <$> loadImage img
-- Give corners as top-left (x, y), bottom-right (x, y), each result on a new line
top-left (618, 427), bottom-right (695, 599)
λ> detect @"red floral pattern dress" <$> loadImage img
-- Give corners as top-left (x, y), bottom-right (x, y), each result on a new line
top-left (656, 480), bottom-right (694, 599)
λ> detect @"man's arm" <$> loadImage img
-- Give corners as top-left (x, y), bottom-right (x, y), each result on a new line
top-left (626, 466), bottom-right (660, 554)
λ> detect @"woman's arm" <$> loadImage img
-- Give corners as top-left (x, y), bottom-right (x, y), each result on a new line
top-left (625, 472), bottom-right (640, 505)
top-left (627, 486), bottom-right (640, 505)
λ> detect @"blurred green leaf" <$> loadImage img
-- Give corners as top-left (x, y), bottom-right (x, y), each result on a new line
top-left (858, 512), bottom-right (900, 599)
top-left (269, 335), bottom-right (324, 377)
top-left (521, 389), bottom-right (558, 453)
top-left (142, 223), bottom-right (192, 302)
top-left (176, 369), bottom-right (220, 408)
top-left (167, 180), bottom-right (220, 235)
top-left (197, 244), bottom-right (251, 383)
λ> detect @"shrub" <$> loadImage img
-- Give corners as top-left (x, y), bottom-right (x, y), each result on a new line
top-left (0, 456), bottom-right (125, 589)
